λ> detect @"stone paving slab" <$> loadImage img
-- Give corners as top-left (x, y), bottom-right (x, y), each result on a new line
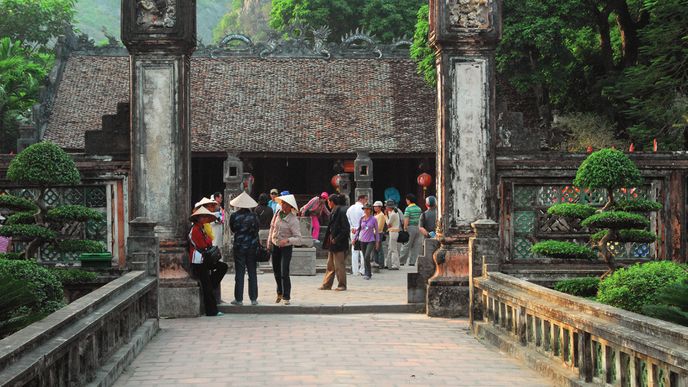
top-left (220, 265), bottom-right (413, 307)
top-left (114, 314), bottom-right (552, 386)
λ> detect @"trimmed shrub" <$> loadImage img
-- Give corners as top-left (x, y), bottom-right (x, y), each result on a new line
top-left (0, 260), bottom-right (64, 315)
top-left (6, 141), bottom-right (80, 186)
top-left (554, 277), bottom-right (600, 298)
top-left (591, 229), bottom-right (657, 243)
top-left (581, 211), bottom-right (650, 229)
top-left (46, 205), bottom-right (104, 223)
top-left (531, 240), bottom-right (597, 260)
top-left (0, 252), bottom-right (26, 260)
top-left (0, 194), bottom-right (37, 212)
top-left (597, 261), bottom-right (688, 314)
top-left (611, 198), bottom-right (663, 212)
top-left (0, 224), bottom-right (57, 240)
top-left (642, 282), bottom-right (688, 326)
top-left (0, 276), bottom-right (43, 338)
top-left (50, 268), bottom-right (98, 285)
top-left (5, 211), bottom-right (36, 225)
top-left (54, 240), bottom-right (106, 253)
top-left (573, 148), bottom-right (642, 190)
top-left (547, 203), bottom-right (597, 219)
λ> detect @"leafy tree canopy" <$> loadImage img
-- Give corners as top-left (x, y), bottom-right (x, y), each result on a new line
top-left (7, 141), bottom-right (80, 186)
top-left (573, 148), bottom-right (642, 190)
top-left (410, 4), bottom-right (435, 86)
top-left (0, 0), bottom-right (76, 50)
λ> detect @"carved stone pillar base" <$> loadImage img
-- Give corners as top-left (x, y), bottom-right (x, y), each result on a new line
top-left (426, 231), bottom-right (472, 317)
top-left (407, 238), bottom-right (439, 304)
top-left (158, 238), bottom-right (201, 318)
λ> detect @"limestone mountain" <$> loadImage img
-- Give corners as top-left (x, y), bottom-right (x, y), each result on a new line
top-left (212, 0), bottom-right (272, 43)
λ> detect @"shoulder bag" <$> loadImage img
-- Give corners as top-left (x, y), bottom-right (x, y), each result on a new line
top-left (397, 230), bottom-right (410, 244)
top-left (256, 243), bottom-right (271, 262)
top-left (202, 245), bottom-right (222, 267)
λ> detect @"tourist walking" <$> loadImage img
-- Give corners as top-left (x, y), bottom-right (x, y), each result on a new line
top-left (319, 194), bottom-right (349, 291)
top-left (300, 191), bottom-right (331, 240)
top-left (385, 200), bottom-right (401, 270)
top-left (254, 193), bottom-right (274, 229)
top-left (228, 192), bottom-right (261, 306)
top-left (188, 207), bottom-right (227, 317)
top-left (352, 203), bottom-right (380, 280)
top-left (268, 188), bottom-right (280, 212)
top-left (267, 194), bottom-right (302, 305)
top-left (400, 193), bottom-right (423, 266)
top-left (346, 194), bottom-right (367, 276)
top-left (373, 201), bottom-right (387, 268)
top-left (210, 192), bottom-right (225, 247)
top-left (419, 196), bottom-right (437, 238)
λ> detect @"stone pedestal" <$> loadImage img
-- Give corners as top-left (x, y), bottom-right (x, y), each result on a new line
top-left (468, 219), bottom-right (500, 324)
top-left (122, 0), bottom-right (198, 318)
top-left (291, 247), bottom-right (316, 276)
top-left (426, 0), bottom-right (501, 317)
top-left (126, 217), bottom-right (160, 318)
top-left (408, 238), bottom-right (439, 304)
top-left (354, 150), bottom-right (373, 201)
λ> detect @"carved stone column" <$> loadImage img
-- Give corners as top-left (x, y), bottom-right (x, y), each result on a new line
top-left (426, 0), bottom-right (501, 317)
top-left (122, 0), bottom-right (198, 317)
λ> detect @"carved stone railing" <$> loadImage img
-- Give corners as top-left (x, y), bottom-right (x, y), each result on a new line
top-left (0, 271), bottom-right (158, 386)
top-left (473, 270), bottom-right (688, 386)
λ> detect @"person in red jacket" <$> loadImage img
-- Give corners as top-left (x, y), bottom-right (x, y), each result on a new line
top-left (189, 206), bottom-right (227, 316)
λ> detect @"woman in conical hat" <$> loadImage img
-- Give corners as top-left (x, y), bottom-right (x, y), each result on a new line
top-left (188, 206), bottom-right (227, 316)
top-left (228, 191), bottom-right (261, 306)
top-left (267, 194), bottom-right (302, 305)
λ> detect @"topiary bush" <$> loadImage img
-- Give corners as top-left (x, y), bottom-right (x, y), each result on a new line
top-left (532, 148), bottom-right (661, 273)
top-left (50, 268), bottom-right (98, 285)
top-left (0, 259), bottom-right (64, 316)
top-left (0, 142), bottom-right (106, 260)
top-left (554, 277), bottom-right (600, 298)
top-left (642, 281), bottom-right (688, 326)
top-left (0, 276), bottom-right (42, 338)
top-left (597, 261), bottom-right (688, 314)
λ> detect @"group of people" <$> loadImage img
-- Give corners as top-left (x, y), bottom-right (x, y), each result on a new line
top-left (188, 188), bottom-right (437, 316)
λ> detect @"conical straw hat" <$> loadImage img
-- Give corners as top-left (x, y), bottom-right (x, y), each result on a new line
top-left (189, 206), bottom-right (217, 222)
top-left (229, 191), bottom-right (258, 209)
top-left (276, 194), bottom-right (299, 211)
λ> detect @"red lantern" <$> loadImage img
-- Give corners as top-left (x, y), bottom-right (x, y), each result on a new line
top-left (330, 175), bottom-right (341, 189)
top-left (417, 173), bottom-right (432, 192)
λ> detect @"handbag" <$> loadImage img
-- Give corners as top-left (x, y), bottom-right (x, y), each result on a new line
top-left (256, 244), bottom-right (271, 262)
top-left (397, 230), bottom-right (410, 244)
top-left (202, 245), bottom-right (222, 267)
top-left (353, 240), bottom-right (362, 251)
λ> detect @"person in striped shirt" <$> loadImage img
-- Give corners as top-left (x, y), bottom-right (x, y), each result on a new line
top-left (400, 193), bottom-right (424, 266)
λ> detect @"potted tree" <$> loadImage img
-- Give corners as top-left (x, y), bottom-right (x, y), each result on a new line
top-left (531, 148), bottom-right (661, 274)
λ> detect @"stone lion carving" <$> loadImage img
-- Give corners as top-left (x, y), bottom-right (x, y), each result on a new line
top-left (448, 0), bottom-right (491, 29)
top-left (136, 0), bottom-right (176, 29)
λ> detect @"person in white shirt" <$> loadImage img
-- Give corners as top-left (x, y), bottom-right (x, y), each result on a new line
top-left (346, 194), bottom-right (367, 276)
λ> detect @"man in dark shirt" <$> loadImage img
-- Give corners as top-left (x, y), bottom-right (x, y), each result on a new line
top-left (254, 193), bottom-right (274, 229)
top-left (419, 195), bottom-right (437, 238)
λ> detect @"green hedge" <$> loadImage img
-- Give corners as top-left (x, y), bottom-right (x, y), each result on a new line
top-left (0, 252), bottom-right (26, 260)
top-left (6, 141), bottom-right (80, 186)
top-left (641, 282), bottom-right (688, 326)
top-left (573, 148), bottom-right (642, 190)
top-left (553, 277), bottom-right (600, 298)
top-left (0, 260), bottom-right (64, 315)
top-left (0, 224), bottom-right (57, 240)
top-left (581, 211), bottom-right (650, 229)
top-left (590, 229), bottom-right (657, 243)
top-left (46, 205), bottom-right (104, 223)
top-left (611, 198), bottom-right (663, 212)
top-left (0, 194), bottom-right (37, 212)
top-left (547, 203), bottom-right (597, 219)
top-left (5, 211), bottom-right (36, 225)
top-left (0, 276), bottom-right (43, 338)
top-left (50, 268), bottom-right (98, 285)
top-left (597, 261), bottom-right (688, 314)
top-left (54, 240), bottom-right (106, 253)
top-left (531, 240), bottom-right (597, 260)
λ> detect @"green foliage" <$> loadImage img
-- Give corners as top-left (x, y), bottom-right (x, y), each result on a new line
top-left (605, 0), bottom-right (688, 150)
top-left (47, 205), bottom-right (104, 223)
top-left (54, 239), bottom-right (105, 253)
top-left (270, 0), bottom-right (366, 42)
top-left (0, 194), bottom-right (37, 212)
top-left (573, 149), bottom-right (642, 190)
top-left (554, 277), bottom-right (600, 298)
top-left (611, 198), bottom-right (663, 213)
top-left (0, 259), bottom-right (63, 313)
top-left (7, 141), bottom-right (80, 186)
top-left (410, 4), bottom-right (435, 87)
top-left (547, 203), bottom-right (596, 219)
top-left (597, 261), bottom-right (688, 314)
top-left (0, 275), bottom-right (43, 338)
top-left (531, 240), bottom-right (597, 260)
top-left (0, 252), bottom-right (25, 260)
top-left (0, 37), bottom-right (53, 153)
top-left (0, 224), bottom-right (57, 240)
top-left (581, 211), bottom-right (649, 230)
top-left (556, 113), bottom-right (625, 152)
top-left (50, 268), bottom-right (98, 285)
top-left (5, 211), bottom-right (35, 225)
top-left (0, 0), bottom-right (76, 49)
top-left (642, 281), bottom-right (688, 326)
top-left (360, 0), bottom-right (424, 43)
top-left (591, 229), bottom-right (657, 244)
top-left (212, 0), bottom-right (272, 43)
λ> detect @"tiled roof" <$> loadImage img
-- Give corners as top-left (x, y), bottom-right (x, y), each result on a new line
top-left (44, 54), bottom-right (437, 154)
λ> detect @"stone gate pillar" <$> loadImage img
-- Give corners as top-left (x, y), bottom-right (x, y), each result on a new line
top-left (426, 0), bottom-right (502, 317)
top-left (122, 0), bottom-right (198, 317)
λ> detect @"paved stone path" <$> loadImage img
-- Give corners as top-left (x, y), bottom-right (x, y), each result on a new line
top-left (114, 314), bottom-right (552, 386)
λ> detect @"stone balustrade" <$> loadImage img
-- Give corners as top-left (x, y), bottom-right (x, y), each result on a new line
top-left (473, 270), bottom-right (688, 387)
top-left (0, 271), bottom-right (158, 387)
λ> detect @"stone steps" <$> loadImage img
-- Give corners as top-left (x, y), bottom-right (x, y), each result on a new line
top-left (218, 303), bottom-right (424, 314)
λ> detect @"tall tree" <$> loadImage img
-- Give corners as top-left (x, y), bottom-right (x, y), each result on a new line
top-left (360, 0), bottom-right (424, 43)
top-left (0, 0), bottom-right (76, 51)
top-left (269, 0), bottom-right (366, 41)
